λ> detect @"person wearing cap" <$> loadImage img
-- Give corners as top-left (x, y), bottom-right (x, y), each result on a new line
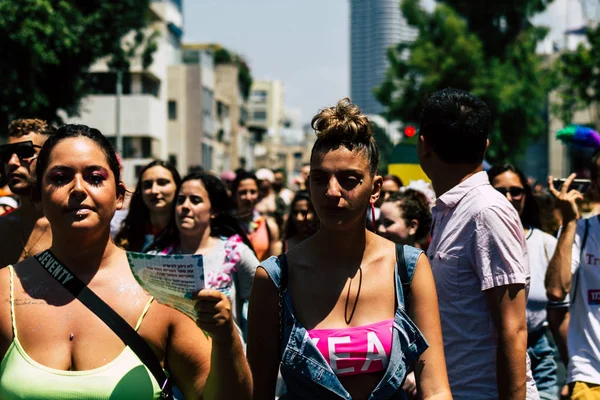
top-left (0, 119), bottom-right (56, 268)
top-left (255, 168), bottom-right (283, 227)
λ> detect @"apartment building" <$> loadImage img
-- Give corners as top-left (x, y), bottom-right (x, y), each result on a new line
top-left (168, 46), bottom-right (216, 174)
top-left (67, 0), bottom-right (183, 187)
top-left (214, 63), bottom-right (254, 172)
top-left (247, 80), bottom-right (285, 168)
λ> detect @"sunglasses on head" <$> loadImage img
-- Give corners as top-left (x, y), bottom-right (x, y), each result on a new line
top-left (495, 186), bottom-right (525, 199)
top-left (0, 141), bottom-right (42, 163)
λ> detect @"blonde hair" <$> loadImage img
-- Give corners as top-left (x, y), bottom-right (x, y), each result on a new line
top-left (310, 98), bottom-right (379, 175)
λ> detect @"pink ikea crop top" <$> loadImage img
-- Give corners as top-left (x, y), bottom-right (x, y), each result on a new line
top-left (307, 319), bottom-right (394, 377)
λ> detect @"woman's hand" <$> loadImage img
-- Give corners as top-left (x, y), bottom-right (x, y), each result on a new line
top-left (194, 289), bottom-right (234, 340)
top-left (548, 173), bottom-right (584, 223)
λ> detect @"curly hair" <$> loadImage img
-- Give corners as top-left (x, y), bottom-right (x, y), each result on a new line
top-left (384, 189), bottom-right (432, 243)
top-left (310, 98), bottom-right (379, 176)
top-left (8, 119), bottom-right (56, 138)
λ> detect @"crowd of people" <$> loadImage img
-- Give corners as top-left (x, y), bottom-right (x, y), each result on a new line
top-left (0, 88), bottom-right (598, 399)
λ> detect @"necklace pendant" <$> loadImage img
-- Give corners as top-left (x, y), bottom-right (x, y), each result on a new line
top-left (69, 333), bottom-right (74, 341)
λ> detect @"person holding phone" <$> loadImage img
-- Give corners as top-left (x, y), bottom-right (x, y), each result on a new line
top-left (0, 119), bottom-right (56, 268)
top-left (488, 164), bottom-right (568, 399)
top-left (546, 151), bottom-right (600, 399)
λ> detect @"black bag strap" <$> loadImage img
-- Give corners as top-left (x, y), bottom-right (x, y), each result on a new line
top-left (34, 250), bottom-right (172, 399)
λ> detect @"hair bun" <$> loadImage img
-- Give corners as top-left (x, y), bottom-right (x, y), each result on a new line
top-left (311, 98), bottom-right (372, 142)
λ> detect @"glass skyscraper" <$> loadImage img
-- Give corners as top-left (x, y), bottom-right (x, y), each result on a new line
top-left (350, 0), bottom-right (417, 115)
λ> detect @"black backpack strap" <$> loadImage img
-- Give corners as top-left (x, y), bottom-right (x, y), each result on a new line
top-left (34, 250), bottom-right (172, 399)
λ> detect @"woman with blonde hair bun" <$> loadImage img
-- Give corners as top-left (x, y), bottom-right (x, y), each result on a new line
top-left (247, 99), bottom-right (451, 399)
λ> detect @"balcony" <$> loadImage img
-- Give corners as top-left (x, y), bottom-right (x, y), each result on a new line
top-left (67, 94), bottom-right (166, 141)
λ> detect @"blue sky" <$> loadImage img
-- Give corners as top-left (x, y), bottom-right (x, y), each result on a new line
top-left (183, 0), bottom-right (584, 125)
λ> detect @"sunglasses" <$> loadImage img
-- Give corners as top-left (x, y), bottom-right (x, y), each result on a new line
top-left (495, 186), bottom-right (525, 200)
top-left (0, 141), bottom-right (42, 163)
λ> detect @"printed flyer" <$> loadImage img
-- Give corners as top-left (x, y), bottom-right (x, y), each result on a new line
top-left (126, 252), bottom-right (204, 320)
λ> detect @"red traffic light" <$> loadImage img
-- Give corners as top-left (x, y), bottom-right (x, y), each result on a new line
top-left (404, 125), bottom-right (416, 137)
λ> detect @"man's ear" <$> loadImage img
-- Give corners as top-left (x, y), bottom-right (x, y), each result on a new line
top-left (371, 174), bottom-right (383, 204)
top-left (116, 182), bottom-right (126, 210)
top-left (418, 135), bottom-right (431, 157)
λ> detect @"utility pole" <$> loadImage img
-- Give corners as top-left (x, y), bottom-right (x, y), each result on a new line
top-left (115, 70), bottom-right (123, 155)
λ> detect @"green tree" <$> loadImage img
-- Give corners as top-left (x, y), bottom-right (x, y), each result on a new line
top-left (440, 0), bottom-right (552, 57)
top-left (372, 122), bottom-right (394, 174)
top-left (553, 25), bottom-right (600, 126)
top-left (376, 0), bottom-right (551, 163)
top-left (0, 0), bottom-right (154, 131)
top-left (211, 45), bottom-right (253, 100)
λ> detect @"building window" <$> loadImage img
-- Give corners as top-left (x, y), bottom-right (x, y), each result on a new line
top-left (202, 143), bottom-right (213, 171)
top-left (168, 100), bottom-right (177, 120)
top-left (202, 87), bottom-right (213, 117)
top-left (182, 49), bottom-right (200, 65)
top-left (253, 110), bottom-right (267, 121)
top-left (142, 75), bottom-right (160, 97)
top-left (250, 90), bottom-right (268, 103)
top-left (123, 137), bottom-right (152, 159)
top-left (168, 154), bottom-right (178, 168)
top-left (87, 72), bottom-right (131, 95)
top-left (217, 101), bottom-right (230, 119)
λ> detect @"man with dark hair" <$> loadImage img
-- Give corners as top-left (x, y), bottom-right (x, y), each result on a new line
top-left (418, 88), bottom-right (538, 399)
top-left (0, 119), bottom-right (56, 267)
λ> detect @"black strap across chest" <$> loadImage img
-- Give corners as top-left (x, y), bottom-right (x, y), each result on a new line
top-left (33, 250), bottom-right (172, 399)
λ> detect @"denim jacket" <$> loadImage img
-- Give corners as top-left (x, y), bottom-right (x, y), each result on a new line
top-left (261, 244), bottom-right (429, 400)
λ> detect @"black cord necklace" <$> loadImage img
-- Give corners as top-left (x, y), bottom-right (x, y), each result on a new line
top-left (344, 267), bottom-right (363, 325)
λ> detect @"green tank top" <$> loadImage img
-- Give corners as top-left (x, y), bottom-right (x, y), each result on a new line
top-left (0, 265), bottom-right (163, 399)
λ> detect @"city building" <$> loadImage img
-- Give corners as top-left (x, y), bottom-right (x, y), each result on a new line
top-left (247, 80), bottom-right (285, 167)
top-left (214, 62), bottom-right (254, 172)
top-left (167, 45), bottom-right (215, 175)
top-left (66, 0), bottom-right (183, 187)
top-left (278, 108), bottom-right (314, 181)
top-left (350, 0), bottom-right (417, 115)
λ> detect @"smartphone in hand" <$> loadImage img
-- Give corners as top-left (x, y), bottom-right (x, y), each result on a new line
top-left (552, 178), bottom-right (591, 193)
